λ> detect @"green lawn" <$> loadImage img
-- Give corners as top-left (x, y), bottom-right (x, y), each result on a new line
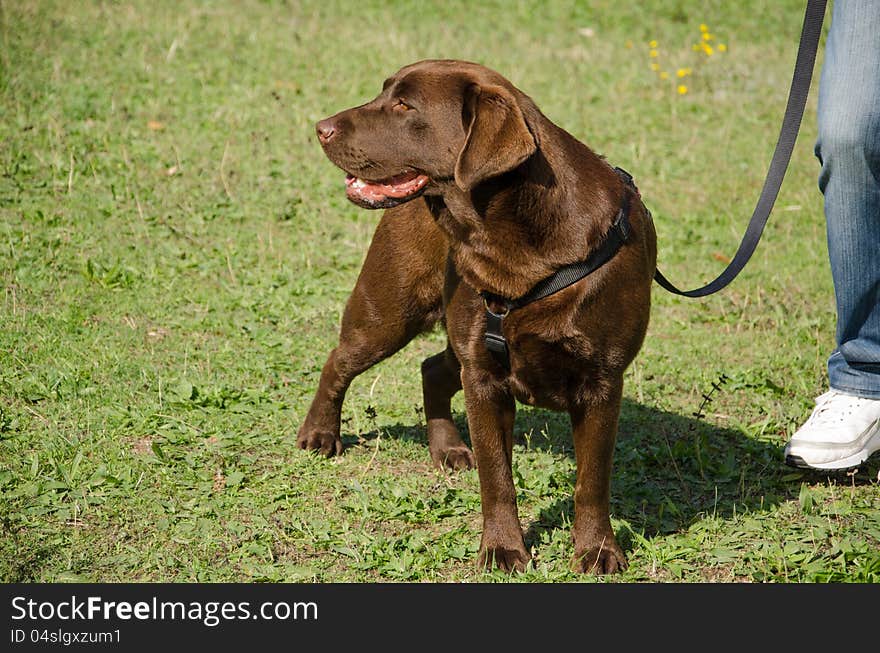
top-left (1, 0), bottom-right (878, 583)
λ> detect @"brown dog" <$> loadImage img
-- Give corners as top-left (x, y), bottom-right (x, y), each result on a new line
top-left (298, 60), bottom-right (657, 573)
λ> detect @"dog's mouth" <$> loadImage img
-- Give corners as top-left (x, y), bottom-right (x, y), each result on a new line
top-left (344, 169), bottom-right (430, 209)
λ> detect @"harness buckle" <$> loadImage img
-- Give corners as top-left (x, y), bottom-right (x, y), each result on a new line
top-left (484, 332), bottom-right (509, 355)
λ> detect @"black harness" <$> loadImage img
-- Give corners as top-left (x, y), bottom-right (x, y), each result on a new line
top-left (479, 167), bottom-right (638, 371)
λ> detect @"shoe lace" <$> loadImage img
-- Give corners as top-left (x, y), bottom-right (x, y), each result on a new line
top-left (806, 390), bottom-right (869, 428)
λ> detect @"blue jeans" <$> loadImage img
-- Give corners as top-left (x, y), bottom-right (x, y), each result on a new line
top-left (815, 1), bottom-right (880, 398)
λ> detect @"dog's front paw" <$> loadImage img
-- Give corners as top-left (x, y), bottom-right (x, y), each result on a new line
top-left (571, 543), bottom-right (628, 575)
top-left (478, 544), bottom-right (530, 573)
top-left (296, 427), bottom-right (343, 458)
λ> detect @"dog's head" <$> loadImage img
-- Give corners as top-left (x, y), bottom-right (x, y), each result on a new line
top-left (315, 59), bottom-right (538, 209)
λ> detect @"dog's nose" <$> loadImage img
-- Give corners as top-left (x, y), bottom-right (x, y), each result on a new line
top-left (316, 118), bottom-right (337, 143)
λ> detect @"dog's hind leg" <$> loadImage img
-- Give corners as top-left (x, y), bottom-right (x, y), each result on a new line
top-left (421, 345), bottom-right (474, 470)
top-left (296, 200), bottom-right (447, 457)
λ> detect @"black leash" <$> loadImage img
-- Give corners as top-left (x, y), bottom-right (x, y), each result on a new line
top-left (654, 0), bottom-right (827, 297)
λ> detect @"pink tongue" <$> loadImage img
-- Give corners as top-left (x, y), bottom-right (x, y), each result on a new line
top-left (381, 172), bottom-right (422, 197)
top-left (346, 171), bottom-right (427, 201)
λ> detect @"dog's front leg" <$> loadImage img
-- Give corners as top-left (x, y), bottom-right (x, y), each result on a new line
top-left (462, 368), bottom-right (529, 573)
top-left (569, 382), bottom-right (628, 574)
top-left (297, 205), bottom-right (445, 458)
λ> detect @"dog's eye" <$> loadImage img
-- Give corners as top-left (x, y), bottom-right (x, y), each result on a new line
top-left (393, 99), bottom-right (413, 112)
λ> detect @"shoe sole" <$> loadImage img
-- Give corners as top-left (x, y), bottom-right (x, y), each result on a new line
top-left (784, 452), bottom-right (873, 471)
top-left (785, 419), bottom-right (880, 470)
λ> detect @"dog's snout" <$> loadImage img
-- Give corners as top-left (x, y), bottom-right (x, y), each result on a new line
top-left (316, 118), bottom-right (338, 144)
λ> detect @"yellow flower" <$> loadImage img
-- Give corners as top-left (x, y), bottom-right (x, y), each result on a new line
top-left (649, 49), bottom-right (659, 58)
top-left (699, 23), bottom-right (708, 32)
top-left (650, 62), bottom-right (660, 71)
top-left (676, 67), bottom-right (692, 78)
top-left (649, 39), bottom-right (658, 48)
top-left (718, 43), bottom-right (727, 52)
top-left (702, 32), bottom-right (713, 41)
top-left (702, 43), bottom-right (714, 56)
top-left (659, 71), bottom-right (669, 80)
top-left (677, 85), bottom-right (688, 95)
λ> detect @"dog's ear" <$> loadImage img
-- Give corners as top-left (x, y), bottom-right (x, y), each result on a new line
top-left (454, 83), bottom-right (537, 192)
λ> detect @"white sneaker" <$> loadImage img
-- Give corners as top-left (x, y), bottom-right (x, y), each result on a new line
top-left (784, 390), bottom-right (880, 470)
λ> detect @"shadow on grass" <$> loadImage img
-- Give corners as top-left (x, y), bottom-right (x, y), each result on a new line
top-left (350, 398), bottom-right (879, 548)
top-left (521, 398), bottom-right (795, 543)
top-left (0, 510), bottom-right (60, 582)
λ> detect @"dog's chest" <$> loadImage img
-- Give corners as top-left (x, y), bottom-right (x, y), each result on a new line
top-left (470, 320), bottom-right (595, 411)
top-left (503, 332), bottom-right (597, 410)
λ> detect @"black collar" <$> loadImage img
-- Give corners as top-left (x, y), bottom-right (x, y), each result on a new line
top-left (479, 166), bottom-right (638, 370)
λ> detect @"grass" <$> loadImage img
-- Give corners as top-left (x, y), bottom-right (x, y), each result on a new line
top-left (1, 0), bottom-right (878, 583)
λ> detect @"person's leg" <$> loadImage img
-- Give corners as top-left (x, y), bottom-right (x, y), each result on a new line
top-left (817, 1), bottom-right (880, 397)
top-left (785, 1), bottom-right (880, 469)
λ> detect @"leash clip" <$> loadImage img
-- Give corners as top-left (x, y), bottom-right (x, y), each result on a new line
top-left (482, 296), bottom-right (511, 318)
top-left (481, 296), bottom-right (512, 370)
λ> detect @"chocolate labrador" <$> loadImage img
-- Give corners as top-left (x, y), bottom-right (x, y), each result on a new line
top-left (299, 59), bottom-right (657, 573)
